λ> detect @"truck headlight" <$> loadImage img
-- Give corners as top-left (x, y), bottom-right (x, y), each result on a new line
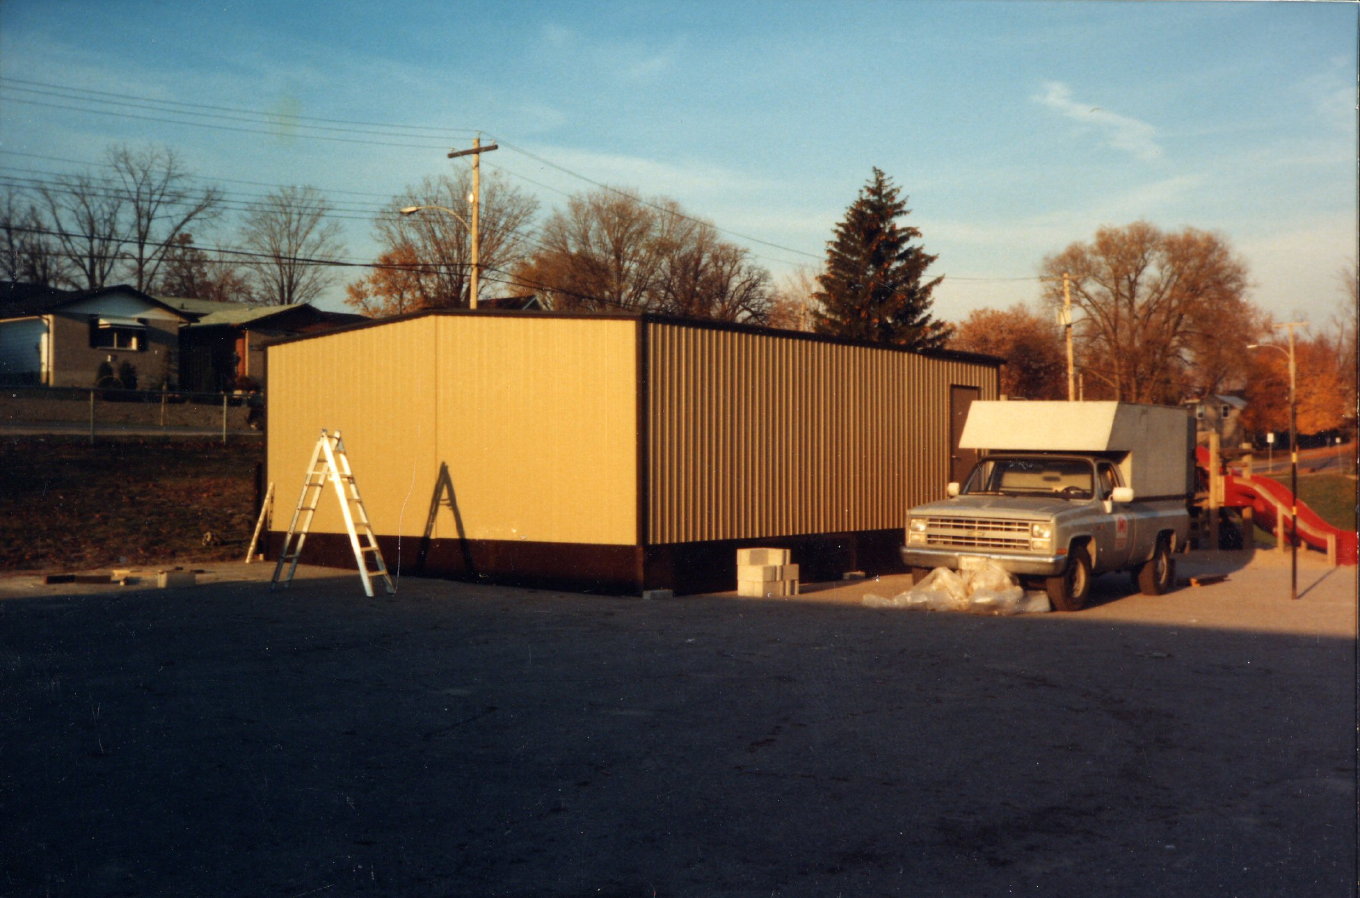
top-left (907, 518), bottom-right (927, 545)
top-left (1030, 521), bottom-right (1053, 550)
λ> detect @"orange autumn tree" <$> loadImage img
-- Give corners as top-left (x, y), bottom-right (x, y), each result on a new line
top-left (346, 244), bottom-right (438, 318)
top-left (1242, 331), bottom-right (1353, 438)
top-left (949, 302), bottom-right (1066, 399)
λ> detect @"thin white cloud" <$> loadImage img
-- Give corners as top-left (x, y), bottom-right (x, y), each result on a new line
top-left (538, 22), bottom-right (677, 83)
top-left (1036, 81), bottom-right (1163, 162)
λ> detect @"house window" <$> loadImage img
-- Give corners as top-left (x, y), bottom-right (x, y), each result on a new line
top-left (90, 318), bottom-right (146, 351)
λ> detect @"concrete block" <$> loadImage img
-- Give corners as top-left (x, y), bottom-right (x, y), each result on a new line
top-left (157, 569), bottom-right (196, 589)
top-left (640, 589), bottom-right (674, 600)
top-left (738, 578), bottom-right (798, 598)
top-left (737, 563), bottom-right (799, 582)
top-left (737, 547), bottom-right (789, 567)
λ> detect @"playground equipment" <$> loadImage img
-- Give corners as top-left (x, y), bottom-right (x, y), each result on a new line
top-left (1195, 445), bottom-right (1357, 566)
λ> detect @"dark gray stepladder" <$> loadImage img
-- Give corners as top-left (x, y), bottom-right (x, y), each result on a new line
top-left (271, 429), bottom-right (395, 597)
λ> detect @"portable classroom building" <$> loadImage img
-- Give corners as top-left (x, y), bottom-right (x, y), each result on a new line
top-left (265, 311), bottom-right (1000, 594)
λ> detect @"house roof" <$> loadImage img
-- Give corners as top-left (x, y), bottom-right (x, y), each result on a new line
top-left (157, 295), bottom-right (367, 329)
top-left (0, 282), bottom-right (70, 315)
top-left (478, 295), bottom-right (543, 311)
top-left (0, 282), bottom-right (193, 321)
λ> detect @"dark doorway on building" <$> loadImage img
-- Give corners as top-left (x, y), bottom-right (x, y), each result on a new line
top-left (949, 385), bottom-right (980, 485)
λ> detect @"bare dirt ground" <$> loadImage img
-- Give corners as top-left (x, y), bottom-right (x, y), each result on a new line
top-left (1, 548), bottom-right (1355, 897)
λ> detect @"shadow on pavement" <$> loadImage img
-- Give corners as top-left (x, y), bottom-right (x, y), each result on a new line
top-left (0, 559), bottom-right (1354, 897)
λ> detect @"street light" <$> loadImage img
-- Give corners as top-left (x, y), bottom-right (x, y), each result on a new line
top-left (1248, 331), bottom-right (1302, 600)
top-left (399, 204), bottom-right (480, 310)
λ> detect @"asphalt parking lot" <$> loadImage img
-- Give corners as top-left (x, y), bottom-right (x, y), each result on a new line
top-left (1, 549), bottom-right (1355, 897)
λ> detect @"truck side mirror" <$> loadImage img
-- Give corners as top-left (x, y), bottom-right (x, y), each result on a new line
top-left (1110, 486), bottom-right (1134, 503)
top-left (946, 482), bottom-right (961, 497)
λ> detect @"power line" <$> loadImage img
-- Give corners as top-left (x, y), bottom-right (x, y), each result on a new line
top-left (3, 76), bottom-right (821, 266)
top-left (3, 77), bottom-right (1052, 286)
top-left (0, 149), bottom-right (402, 201)
top-left (493, 138), bottom-right (823, 262)
top-left (1, 77), bottom-right (479, 138)
top-left (0, 93), bottom-right (453, 151)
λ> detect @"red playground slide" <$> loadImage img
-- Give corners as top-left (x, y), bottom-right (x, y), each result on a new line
top-left (1197, 447), bottom-right (1357, 565)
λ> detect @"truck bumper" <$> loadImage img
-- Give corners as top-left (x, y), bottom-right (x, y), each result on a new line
top-left (900, 546), bottom-right (1068, 578)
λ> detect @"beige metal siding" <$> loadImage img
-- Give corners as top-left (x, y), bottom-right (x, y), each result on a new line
top-left (647, 322), bottom-right (997, 544)
top-left (431, 316), bottom-right (637, 545)
top-left (268, 315), bottom-right (638, 546)
top-left (268, 318), bottom-right (440, 539)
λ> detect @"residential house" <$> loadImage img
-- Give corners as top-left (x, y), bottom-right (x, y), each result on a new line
top-left (166, 298), bottom-right (366, 392)
top-left (0, 283), bottom-right (192, 388)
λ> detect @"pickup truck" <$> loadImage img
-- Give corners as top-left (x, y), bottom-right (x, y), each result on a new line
top-left (900, 402), bottom-right (1194, 611)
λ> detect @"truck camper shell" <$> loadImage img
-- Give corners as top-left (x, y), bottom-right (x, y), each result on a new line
top-left (958, 401), bottom-right (1194, 503)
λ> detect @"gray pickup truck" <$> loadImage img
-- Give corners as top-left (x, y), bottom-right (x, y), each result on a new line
top-left (901, 401), bottom-right (1194, 611)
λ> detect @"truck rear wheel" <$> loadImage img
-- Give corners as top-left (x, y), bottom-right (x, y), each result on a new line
top-left (1135, 537), bottom-right (1175, 595)
top-left (1046, 545), bottom-right (1091, 612)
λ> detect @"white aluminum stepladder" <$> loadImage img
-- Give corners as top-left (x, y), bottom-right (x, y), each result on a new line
top-left (271, 430), bottom-right (395, 597)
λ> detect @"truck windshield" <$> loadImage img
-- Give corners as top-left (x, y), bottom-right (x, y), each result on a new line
top-left (962, 457), bottom-right (1094, 499)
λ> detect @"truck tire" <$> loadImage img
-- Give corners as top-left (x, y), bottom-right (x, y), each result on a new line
top-left (1046, 545), bottom-right (1091, 612)
top-left (1135, 537), bottom-right (1175, 595)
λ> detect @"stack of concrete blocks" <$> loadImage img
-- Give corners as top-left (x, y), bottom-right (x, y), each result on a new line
top-left (737, 548), bottom-right (800, 598)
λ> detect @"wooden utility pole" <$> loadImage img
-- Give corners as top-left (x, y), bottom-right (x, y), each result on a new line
top-left (448, 138), bottom-right (498, 309)
top-left (1062, 272), bottom-right (1075, 401)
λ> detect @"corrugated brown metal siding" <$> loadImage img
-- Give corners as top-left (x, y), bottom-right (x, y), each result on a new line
top-left (267, 314), bottom-right (639, 547)
top-left (646, 322), bottom-right (997, 544)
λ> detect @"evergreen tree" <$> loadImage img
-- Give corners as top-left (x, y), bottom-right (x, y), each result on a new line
top-left (813, 168), bottom-right (948, 349)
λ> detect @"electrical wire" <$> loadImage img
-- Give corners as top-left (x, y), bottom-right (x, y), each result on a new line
top-left (1, 76), bottom-right (1049, 287)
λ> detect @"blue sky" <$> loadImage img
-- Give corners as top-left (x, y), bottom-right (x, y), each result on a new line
top-left (1, 0), bottom-right (1354, 323)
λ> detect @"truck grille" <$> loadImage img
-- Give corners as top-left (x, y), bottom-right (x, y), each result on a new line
top-left (920, 516), bottom-right (1031, 551)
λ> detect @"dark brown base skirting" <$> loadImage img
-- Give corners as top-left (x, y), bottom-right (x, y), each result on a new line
top-left (266, 528), bottom-right (907, 596)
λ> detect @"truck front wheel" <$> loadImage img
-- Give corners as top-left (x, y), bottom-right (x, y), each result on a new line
top-left (1046, 545), bottom-right (1091, 611)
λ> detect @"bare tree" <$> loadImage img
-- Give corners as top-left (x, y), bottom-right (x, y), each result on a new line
top-left (37, 171), bottom-right (125, 290)
top-left (240, 186), bottom-right (345, 305)
top-left (651, 208), bottom-right (772, 323)
top-left (1040, 222), bottom-right (1254, 404)
top-left (1, 188), bottom-right (70, 286)
top-left (109, 144), bottom-right (223, 293)
top-left (518, 187), bottom-right (659, 312)
top-left (766, 266), bottom-right (821, 331)
top-left (154, 233), bottom-right (254, 303)
top-left (519, 187), bottom-right (773, 321)
top-left (354, 172), bottom-right (538, 311)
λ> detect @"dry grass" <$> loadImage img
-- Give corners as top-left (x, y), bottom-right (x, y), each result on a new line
top-left (0, 436), bottom-right (264, 572)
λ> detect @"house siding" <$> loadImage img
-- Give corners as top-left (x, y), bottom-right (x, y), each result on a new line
top-left (47, 313), bottom-right (179, 389)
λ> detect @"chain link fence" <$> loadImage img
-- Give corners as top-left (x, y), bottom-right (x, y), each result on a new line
top-left (0, 385), bottom-right (264, 442)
